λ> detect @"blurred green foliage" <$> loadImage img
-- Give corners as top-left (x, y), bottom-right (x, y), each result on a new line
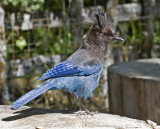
top-left (2, 0), bottom-right (44, 12)
top-left (34, 27), bottom-right (72, 55)
top-left (153, 20), bottom-right (160, 44)
top-left (2, 0), bottom-right (67, 12)
top-left (120, 21), bottom-right (144, 45)
top-left (3, 0), bottom-right (73, 59)
top-left (6, 27), bottom-right (73, 59)
top-left (16, 36), bottom-right (27, 50)
top-left (2, 0), bottom-right (109, 12)
top-left (119, 19), bottom-right (160, 58)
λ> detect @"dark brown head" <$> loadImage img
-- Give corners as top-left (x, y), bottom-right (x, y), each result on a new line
top-left (85, 11), bottom-right (123, 46)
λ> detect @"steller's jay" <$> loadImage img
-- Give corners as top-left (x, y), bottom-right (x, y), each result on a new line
top-left (11, 11), bottom-right (123, 114)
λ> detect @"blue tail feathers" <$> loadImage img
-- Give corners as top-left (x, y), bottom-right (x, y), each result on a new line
top-left (11, 80), bottom-right (54, 110)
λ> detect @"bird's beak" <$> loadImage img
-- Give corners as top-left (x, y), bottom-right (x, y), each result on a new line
top-left (111, 35), bottom-right (124, 41)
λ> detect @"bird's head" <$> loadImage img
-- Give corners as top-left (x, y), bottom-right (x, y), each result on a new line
top-left (85, 10), bottom-right (123, 45)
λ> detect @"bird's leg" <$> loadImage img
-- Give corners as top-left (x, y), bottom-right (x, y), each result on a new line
top-left (77, 98), bottom-right (90, 114)
top-left (74, 94), bottom-right (96, 115)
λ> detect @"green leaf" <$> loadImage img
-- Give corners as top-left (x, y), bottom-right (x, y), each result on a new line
top-left (16, 36), bottom-right (27, 50)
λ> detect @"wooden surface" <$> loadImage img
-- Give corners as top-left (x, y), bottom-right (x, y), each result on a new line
top-left (0, 105), bottom-right (155, 129)
top-left (108, 58), bottom-right (160, 124)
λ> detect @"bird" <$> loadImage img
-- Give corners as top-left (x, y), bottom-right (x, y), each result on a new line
top-left (11, 10), bottom-right (123, 114)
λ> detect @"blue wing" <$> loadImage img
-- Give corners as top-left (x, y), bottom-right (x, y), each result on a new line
top-left (35, 61), bottom-right (101, 82)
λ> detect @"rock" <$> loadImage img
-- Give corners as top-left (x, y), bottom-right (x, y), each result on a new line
top-left (0, 105), bottom-right (153, 129)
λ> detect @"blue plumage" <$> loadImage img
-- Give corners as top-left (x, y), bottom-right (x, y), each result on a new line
top-left (35, 62), bottom-right (82, 81)
top-left (11, 61), bottom-right (102, 110)
top-left (11, 11), bottom-right (123, 113)
top-left (35, 61), bottom-right (102, 82)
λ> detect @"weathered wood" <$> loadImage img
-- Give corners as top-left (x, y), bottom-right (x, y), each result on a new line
top-left (0, 5), bottom-right (6, 56)
top-left (141, 0), bottom-right (155, 58)
top-left (0, 5), bottom-right (9, 105)
top-left (0, 105), bottom-right (155, 129)
top-left (0, 54), bottom-right (9, 104)
top-left (69, 0), bottom-right (83, 48)
top-left (108, 58), bottom-right (160, 124)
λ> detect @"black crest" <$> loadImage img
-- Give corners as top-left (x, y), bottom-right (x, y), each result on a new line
top-left (94, 10), bottom-right (113, 34)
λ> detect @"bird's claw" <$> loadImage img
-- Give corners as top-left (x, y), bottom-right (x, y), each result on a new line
top-left (86, 110), bottom-right (99, 116)
top-left (75, 110), bottom-right (99, 116)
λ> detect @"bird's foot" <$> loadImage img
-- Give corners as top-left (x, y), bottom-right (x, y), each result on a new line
top-left (75, 97), bottom-right (99, 115)
top-left (76, 110), bottom-right (88, 115)
top-left (76, 110), bottom-right (99, 116)
top-left (85, 110), bottom-right (99, 116)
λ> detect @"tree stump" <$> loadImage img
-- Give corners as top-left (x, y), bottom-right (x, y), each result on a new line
top-left (108, 58), bottom-right (160, 124)
top-left (0, 105), bottom-right (156, 129)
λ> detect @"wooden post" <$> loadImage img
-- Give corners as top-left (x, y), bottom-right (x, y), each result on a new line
top-left (106, 0), bottom-right (123, 64)
top-left (141, 0), bottom-right (155, 58)
top-left (0, 5), bottom-right (9, 104)
top-left (108, 58), bottom-right (160, 124)
top-left (0, 54), bottom-right (9, 104)
top-left (106, 0), bottom-right (119, 31)
top-left (69, 0), bottom-right (83, 49)
top-left (0, 4), bottom-right (6, 56)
